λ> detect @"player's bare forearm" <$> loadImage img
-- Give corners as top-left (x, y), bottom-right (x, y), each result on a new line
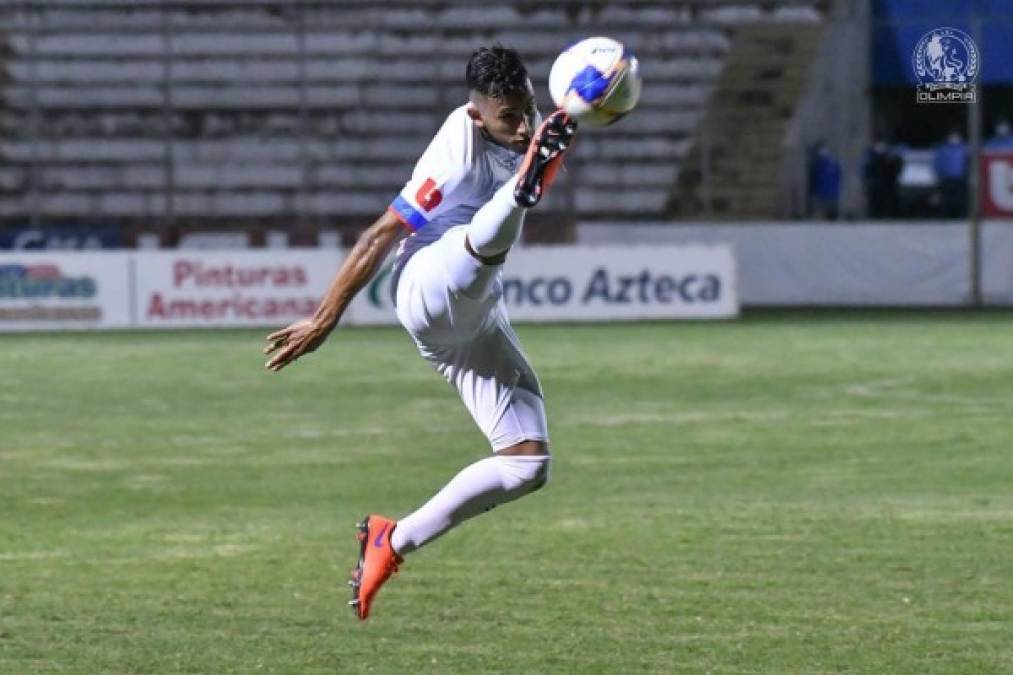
top-left (264, 210), bottom-right (406, 371)
top-left (311, 211), bottom-right (404, 327)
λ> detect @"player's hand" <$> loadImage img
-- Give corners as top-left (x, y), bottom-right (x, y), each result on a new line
top-left (263, 318), bottom-right (332, 372)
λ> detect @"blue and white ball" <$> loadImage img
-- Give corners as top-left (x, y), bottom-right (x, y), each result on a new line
top-left (548, 37), bottom-right (642, 127)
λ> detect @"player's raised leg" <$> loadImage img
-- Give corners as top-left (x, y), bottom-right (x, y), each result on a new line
top-left (467, 110), bottom-right (577, 258)
top-left (447, 110), bottom-right (578, 301)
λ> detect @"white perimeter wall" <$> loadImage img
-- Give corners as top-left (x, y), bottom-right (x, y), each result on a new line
top-left (4, 220), bottom-right (1012, 334)
top-left (0, 244), bottom-right (737, 332)
top-left (580, 221), bottom-right (1013, 306)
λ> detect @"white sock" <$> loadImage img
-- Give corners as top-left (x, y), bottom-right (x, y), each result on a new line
top-left (441, 176), bottom-right (525, 300)
top-left (466, 176), bottom-right (526, 258)
top-left (390, 454), bottom-right (550, 555)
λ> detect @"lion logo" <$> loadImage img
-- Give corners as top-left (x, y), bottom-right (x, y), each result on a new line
top-left (914, 28), bottom-right (978, 90)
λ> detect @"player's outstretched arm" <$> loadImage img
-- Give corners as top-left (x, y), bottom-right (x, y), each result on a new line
top-left (264, 210), bottom-right (406, 371)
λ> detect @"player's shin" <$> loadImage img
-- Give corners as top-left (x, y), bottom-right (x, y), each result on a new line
top-left (390, 453), bottom-right (550, 555)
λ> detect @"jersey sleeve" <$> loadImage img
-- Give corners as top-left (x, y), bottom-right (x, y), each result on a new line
top-left (388, 115), bottom-right (471, 231)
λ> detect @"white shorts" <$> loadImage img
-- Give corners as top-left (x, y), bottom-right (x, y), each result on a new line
top-left (395, 226), bottom-right (549, 452)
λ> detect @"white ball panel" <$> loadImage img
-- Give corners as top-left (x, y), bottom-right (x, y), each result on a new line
top-left (546, 36), bottom-right (642, 128)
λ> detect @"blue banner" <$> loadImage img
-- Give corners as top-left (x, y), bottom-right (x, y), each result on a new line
top-left (0, 226), bottom-right (122, 250)
top-left (872, 0), bottom-right (1013, 86)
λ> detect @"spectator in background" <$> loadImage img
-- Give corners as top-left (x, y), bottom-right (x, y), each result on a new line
top-left (807, 141), bottom-right (841, 220)
top-left (933, 130), bottom-right (969, 218)
top-left (862, 139), bottom-right (902, 218)
top-left (985, 119), bottom-right (1013, 150)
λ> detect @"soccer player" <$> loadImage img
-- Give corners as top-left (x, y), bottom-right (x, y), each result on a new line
top-left (263, 45), bottom-right (576, 620)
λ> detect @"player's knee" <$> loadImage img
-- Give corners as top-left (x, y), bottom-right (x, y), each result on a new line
top-left (495, 453), bottom-right (551, 495)
top-left (527, 458), bottom-right (550, 493)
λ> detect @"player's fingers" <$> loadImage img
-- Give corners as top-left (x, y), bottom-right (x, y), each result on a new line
top-left (263, 338), bottom-right (285, 355)
top-left (267, 341), bottom-right (304, 371)
top-left (265, 327), bottom-right (291, 342)
top-left (265, 345), bottom-right (290, 370)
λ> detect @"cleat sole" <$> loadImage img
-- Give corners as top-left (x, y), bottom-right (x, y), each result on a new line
top-left (347, 515), bottom-right (371, 619)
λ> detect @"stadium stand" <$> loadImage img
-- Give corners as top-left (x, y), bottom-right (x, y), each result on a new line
top-left (669, 21), bottom-right (824, 219)
top-left (0, 0), bottom-right (825, 244)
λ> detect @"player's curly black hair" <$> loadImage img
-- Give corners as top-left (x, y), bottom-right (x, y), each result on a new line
top-left (466, 44), bottom-right (530, 99)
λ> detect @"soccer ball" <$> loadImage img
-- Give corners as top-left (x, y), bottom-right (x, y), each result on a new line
top-left (548, 36), bottom-right (642, 127)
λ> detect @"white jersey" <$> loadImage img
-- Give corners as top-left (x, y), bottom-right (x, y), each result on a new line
top-left (387, 104), bottom-right (523, 302)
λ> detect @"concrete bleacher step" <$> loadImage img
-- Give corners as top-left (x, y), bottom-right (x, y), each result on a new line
top-left (1, 137), bottom-right (435, 162)
top-left (578, 162), bottom-right (680, 188)
top-left (2, 82), bottom-right (711, 113)
top-left (10, 27), bottom-right (729, 60)
top-left (1, 183), bottom-right (669, 219)
top-left (575, 188), bottom-right (671, 214)
top-left (0, 115), bottom-right (695, 155)
top-left (8, 54), bottom-right (725, 88)
top-left (7, 3), bottom-right (774, 35)
top-left (3, 84), bottom-right (444, 110)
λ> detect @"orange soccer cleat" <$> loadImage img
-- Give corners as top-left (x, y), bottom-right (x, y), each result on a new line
top-left (348, 514), bottom-right (404, 621)
top-left (514, 109), bottom-right (578, 208)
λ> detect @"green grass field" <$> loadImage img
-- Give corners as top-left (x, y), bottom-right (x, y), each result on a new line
top-left (2, 311), bottom-right (1013, 674)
